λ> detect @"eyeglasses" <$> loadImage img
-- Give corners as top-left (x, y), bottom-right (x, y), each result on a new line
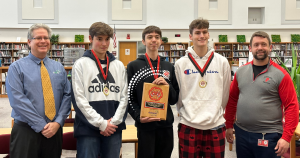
top-left (31, 37), bottom-right (50, 41)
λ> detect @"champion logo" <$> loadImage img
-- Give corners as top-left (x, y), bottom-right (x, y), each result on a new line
top-left (88, 68), bottom-right (120, 93)
top-left (184, 69), bottom-right (219, 75)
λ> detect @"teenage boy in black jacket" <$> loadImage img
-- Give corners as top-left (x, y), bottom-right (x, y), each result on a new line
top-left (127, 25), bottom-right (179, 158)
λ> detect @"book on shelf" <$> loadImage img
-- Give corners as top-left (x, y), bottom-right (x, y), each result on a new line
top-left (4, 85), bottom-right (6, 94)
top-left (52, 51), bottom-right (64, 57)
top-left (52, 44), bottom-right (66, 50)
top-left (285, 50), bottom-right (291, 56)
top-left (13, 44), bottom-right (28, 50)
top-left (170, 44), bottom-right (186, 50)
top-left (170, 58), bottom-right (178, 63)
top-left (3, 58), bottom-right (11, 64)
top-left (158, 45), bottom-right (164, 50)
top-left (286, 43), bottom-right (300, 50)
top-left (233, 52), bottom-right (238, 57)
top-left (13, 52), bottom-right (19, 57)
top-left (0, 51), bottom-right (11, 57)
top-left (71, 44), bottom-right (86, 49)
top-left (272, 44), bottom-right (281, 50)
top-left (179, 51), bottom-right (185, 56)
top-left (53, 58), bottom-right (63, 63)
top-left (1, 72), bottom-right (6, 81)
top-left (281, 45), bottom-right (286, 51)
top-left (239, 58), bottom-right (248, 67)
top-left (270, 51), bottom-right (276, 57)
top-left (2, 84), bottom-right (6, 94)
top-left (158, 52), bottom-right (168, 57)
top-left (271, 58), bottom-right (281, 65)
top-left (176, 44), bottom-right (185, 50)
top-left (171, 51), bottom-right (179, 57)
top-left (284, 58), bottom-right (292, 67)
top-left (238, 45), bottom-right (248, 50)
top-left (165, 57), bottom-right (169, 62)
top-left (0, 44), bottom-right (12, 50)
top-left (219, 52), bottom-right (231, 57)
top-left (214, 45), bottom-right (230, 50)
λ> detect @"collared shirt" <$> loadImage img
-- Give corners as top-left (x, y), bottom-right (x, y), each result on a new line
top-left (6, 53), bottom-right (71, 133)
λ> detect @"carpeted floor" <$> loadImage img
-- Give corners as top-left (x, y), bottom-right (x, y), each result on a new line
top-left (0, 98), bottom-right (237, 158)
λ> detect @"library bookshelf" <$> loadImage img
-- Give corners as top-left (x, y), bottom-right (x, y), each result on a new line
top-left (0, 67), bottom-right (8, 98)
top-left (213, 42), bottom-right (250, 67)
top-left (214, 42), bottom-right (300, 67)
top-left (0, 42), bottom-right (90, 66)
top-left (158, 42), bottom-right (188, 64)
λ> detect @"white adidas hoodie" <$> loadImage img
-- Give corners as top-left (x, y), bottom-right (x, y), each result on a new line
top-left (174, 46), bottom-right (231, 130)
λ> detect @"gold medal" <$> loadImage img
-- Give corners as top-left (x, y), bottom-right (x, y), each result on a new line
top-left (103, 86), bottom-right (109, 96)
top-left (199, 80), bottom-right (207, 88)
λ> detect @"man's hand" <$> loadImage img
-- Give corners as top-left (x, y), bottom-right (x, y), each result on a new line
top-left (152, 77), bottom-right (168, 85)
top-left (100, 118), bottom-right (118, 137)
top-left (41, 122), bottom-right (60, 138)
top-left (275, 138), bottom-right (289, 156)
top-left (226, 128), bottom-right (234, 144)
top-left (140, 117), bottom-right (160, 123)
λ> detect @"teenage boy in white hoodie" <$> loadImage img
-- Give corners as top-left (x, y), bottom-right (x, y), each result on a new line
top-left (71, 22), bottom-right (128, 158)
top-left (174, 18), bottom-right (231, 158)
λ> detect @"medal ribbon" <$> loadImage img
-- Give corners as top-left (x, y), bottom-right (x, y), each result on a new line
top-left (188, 52), bottom-right (214, 77)
top-left (91, 49), bottom-right (109, 82)
top-left (145, 53), bottom-right (160, 79)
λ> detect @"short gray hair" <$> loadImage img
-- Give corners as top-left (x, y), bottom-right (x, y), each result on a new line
top-left (27, 23), bottom-right (52, 40)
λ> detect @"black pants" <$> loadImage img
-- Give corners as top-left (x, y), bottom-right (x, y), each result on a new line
top-left (137, 127), bottom-right (173, 158)
top-left (10, 121), bottom-right (62, 158)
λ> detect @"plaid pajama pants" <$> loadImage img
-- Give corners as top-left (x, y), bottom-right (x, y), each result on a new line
top-left (178, 123), bottom-right (226, 158)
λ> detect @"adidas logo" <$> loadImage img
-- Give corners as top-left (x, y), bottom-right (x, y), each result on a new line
top-left (88, 83), bottom-right (120, 93)
top-left (88, 71), bottom-right (120, 93)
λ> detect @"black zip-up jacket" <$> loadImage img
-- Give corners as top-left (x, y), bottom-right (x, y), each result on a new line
top-left (127, 55), bottom-right (179, 131)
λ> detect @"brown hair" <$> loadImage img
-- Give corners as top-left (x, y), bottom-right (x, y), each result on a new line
top-left (189, 18), bottom-right (209, 34)
top-left (142, 25), bottom-right (162, 41)
top-left (89, 22), bottom-right (113, 39)
top-left (250, 31), bottom-right (271, 46)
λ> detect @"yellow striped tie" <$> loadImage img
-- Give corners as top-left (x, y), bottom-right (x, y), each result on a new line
top-left (41, 60), bottom-right (56, 121)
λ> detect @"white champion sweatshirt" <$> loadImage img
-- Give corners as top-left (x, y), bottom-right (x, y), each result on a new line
top-left (174, 47), bottom-right (231, 130)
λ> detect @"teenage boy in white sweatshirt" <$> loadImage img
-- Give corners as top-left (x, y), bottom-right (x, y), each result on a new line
top-left (174, 18), bottom-right (231, 158)
top-left (71, 22), bottom-right (128, 158)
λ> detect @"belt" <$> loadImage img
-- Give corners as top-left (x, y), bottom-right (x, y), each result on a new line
top-left (14, 119), bottom-right (30, 127)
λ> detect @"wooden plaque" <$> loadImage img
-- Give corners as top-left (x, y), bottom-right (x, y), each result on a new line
top-left (140, 83), bottom-right (169, 120)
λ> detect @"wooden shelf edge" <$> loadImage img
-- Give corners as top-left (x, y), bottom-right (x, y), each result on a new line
top-left (0, 94), bottom-right (8, 98)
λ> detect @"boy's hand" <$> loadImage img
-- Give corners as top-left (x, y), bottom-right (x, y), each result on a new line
top-left (225, 128), bottom-right (234, 144)
top-left (140, 117), bottom-right (160, 123)
top-left (100, 118), bottom-right (118, 137)
top-left (152, 77), bottom-right (168, 85)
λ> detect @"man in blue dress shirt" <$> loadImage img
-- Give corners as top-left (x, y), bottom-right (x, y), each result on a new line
top-left (6, 23), bottom-right (71, 158)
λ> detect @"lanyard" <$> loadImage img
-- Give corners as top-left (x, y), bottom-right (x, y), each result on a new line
top-left (188, 52), bottom-right (214, 77)
top-left (91, 49), bottom-right (109, 82)
top-left (145, 53), bottom-right (160, 79)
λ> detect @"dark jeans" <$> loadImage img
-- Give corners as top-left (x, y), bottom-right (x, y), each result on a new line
top-left (76, 131), bottom-right (122, 158)
top-left (234, 124), bottom-right (281, 158)
top-left (10, 121), bottom-right (62, 158)
top-left (137, 127), bottom-right (174, 158)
